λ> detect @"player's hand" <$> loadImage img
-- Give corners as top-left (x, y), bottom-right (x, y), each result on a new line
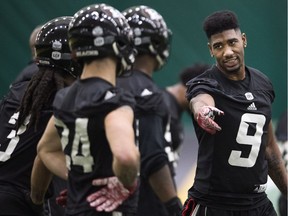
top-left (56, 189), bottom-right (68, 207)
top-left (196, 106), bottom-right (224, 134)
top-left (25, 192), bottom-right (45, 216)
top-left (87, 176), bottom-right (137, 212)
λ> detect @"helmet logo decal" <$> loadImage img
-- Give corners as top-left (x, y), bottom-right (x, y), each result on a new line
top-left (134, 28), bottom-right (141, 36)
top-left (94, 37), bottom-right (104, 46)
top-left (92, 26), bottom-right (103, 36)
top-left (76, 50), bottom-right (99, 57)
top-left (134, 37), bottom-right (141, 45)
top-left (38, 59), bottom-right (50, 65)
top-left (52, 41), bottom-right (62, 50)
top-left (52, 51), bottom-right (61, 60)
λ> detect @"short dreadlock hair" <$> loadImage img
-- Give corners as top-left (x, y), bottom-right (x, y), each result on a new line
top-left (203, 10), bottom-right (240, 39)
top-left (179, 63), bottom-right (211, 85)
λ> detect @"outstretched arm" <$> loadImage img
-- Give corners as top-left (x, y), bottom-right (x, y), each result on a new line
top-left (266, 120), bottom-right (288, 197)
top-left (189, 93), bottom-right (224, 134)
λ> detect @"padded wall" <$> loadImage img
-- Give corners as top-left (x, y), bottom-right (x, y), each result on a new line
top-left (0, 0), bottom-right (286, 119)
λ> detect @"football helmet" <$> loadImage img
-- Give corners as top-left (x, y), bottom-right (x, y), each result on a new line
top-left (68, 3), bottom-right (136, 75)
top-left (35, 16), bottom-right (81, 77)
top-left (122, 5), bottom-right (172, 70)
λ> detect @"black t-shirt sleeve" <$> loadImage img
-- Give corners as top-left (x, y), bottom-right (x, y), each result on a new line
top-left (186, 77), bottom-right (219, 101)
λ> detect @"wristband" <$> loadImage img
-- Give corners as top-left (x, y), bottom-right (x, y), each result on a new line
top-left (164, 196), bottom-right (182, 216)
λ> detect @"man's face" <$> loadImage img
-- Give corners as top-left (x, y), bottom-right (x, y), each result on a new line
top-left (208, 29), bottom-right (247, 76)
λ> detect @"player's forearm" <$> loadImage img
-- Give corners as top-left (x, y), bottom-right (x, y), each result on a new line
top-left (267, 151), bottom-right (288, 197)
top-left (39, 150), bottom-right (68, 180)
top-left (30, 155), bottom-right (53, 204)
top-left (266, 121), bottom-right (288, 197)
top-left (148, 164), bottom-right (177, 202)
top-left (113, 150), bottom-right (140, 188)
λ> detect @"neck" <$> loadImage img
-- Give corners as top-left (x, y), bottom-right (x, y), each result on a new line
top-left (216, 64), bottom-right (246, 81)
top-left (133, 55), bottom-right (158, 77)
top-left (81, 58), bottom-right (117, 85)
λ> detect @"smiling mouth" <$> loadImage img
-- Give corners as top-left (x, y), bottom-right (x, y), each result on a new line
top-left (224, 57), bottom-right (238, 67)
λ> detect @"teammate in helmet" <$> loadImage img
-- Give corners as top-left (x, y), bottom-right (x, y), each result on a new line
top-left (91, 5), bottom-right (181, 216)
top-left (0, 16), bottom-right (79, 216)
top-left (123, 5), bottom-right (171, 70)
top-left (34, 4), bottom-right (140, 215)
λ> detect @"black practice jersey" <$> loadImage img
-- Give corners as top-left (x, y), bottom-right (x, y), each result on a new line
top-left (0, 81), bottom-right (52, 190)
top-left (186, 65), bottom-right (275, 209)
top-left (117, 71), bottom-right (170, 216)
top-left (162, 90), bottom-right (184, 151)
top-left (53, 77), bottom-right (137, 215)
top-left (162, 89), bottom-right (184, 174)
top-left (0, 74), bottom-right (66, 216)
top-left (117, 71), bottom-right (169, 178)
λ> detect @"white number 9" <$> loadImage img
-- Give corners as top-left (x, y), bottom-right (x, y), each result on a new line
top-left (228, 113), bottom-right (265, 167)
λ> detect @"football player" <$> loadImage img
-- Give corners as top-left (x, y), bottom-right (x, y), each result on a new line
top-left (34, 4), bottom-right (140, 215)
top-left (88, 5), bottom-right (182, 216)
top-left (182, 10), bottom-right (287, 216)
top-left (0, 16), bottom-right (80, 216)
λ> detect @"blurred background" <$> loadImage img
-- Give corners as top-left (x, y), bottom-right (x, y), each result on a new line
top-left (0, 0), bottom-right (286, 214)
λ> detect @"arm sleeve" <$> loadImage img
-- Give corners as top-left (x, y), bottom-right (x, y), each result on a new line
top-left (138, 114), bottom-right (168, 179)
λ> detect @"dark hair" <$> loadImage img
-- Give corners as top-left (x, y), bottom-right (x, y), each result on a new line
top-left (179, 63), bottom-right (211, 85)
top-left (17, 67), bottom-right (68, 131)
top-left (203, 10), bottom-right (240, 39)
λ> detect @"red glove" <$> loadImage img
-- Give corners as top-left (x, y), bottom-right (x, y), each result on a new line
top-left (56, 189), bottom-right (68, 207)
top-left (196, 106), bottom-right (224, 134)
top-left (87, 177), bottom-right (137, 212)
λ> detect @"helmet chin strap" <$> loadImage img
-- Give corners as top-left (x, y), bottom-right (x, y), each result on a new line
top-left (112, 42), bottom-right (134, 75)
top-left (148, 44), bottom-right (164, 69)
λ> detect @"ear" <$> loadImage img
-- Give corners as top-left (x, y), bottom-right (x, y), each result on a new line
top-left (242, 33), bottom-right (247, 47)
top-left (208, 42), bottom-right (213, 57)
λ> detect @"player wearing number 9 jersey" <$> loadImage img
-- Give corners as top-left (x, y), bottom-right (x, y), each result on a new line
top-left (182, 10), bottom-right (287, 216)
top-left (187, 65), bottom-right (274, 199)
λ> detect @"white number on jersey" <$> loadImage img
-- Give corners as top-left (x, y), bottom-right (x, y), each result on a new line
top-left (0, 112), bottom-right (30, 162)
top-left (55, 117), bottom-right (94, 173)
top-left (228, 113), bottom-right (265, 167)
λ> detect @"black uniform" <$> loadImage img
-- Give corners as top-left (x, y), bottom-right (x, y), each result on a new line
top-left (0, 68), bottom-right (66, 216)
top-left (184, 65), bottom-right (276, 214)
top-left (117, 71), bottom-right (170, 216)
top-left (0, 80), bottom-right (53, 215)
top-left (53, 77), bottom-right (137, 216)
top-left (162, 89), bottom-right (185, 175)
